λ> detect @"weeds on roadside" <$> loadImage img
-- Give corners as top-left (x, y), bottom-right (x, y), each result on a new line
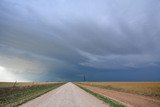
top-left (0, 83), bottom-right (65, 107)
top-left (77, 84), bottom-right (125, 107)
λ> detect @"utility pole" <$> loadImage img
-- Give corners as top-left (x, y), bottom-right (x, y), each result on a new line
top-left (83, 74), bottom-right (86, 82)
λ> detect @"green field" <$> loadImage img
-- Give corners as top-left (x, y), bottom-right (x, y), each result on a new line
top-left (0, 82), bottom-right (65, 107)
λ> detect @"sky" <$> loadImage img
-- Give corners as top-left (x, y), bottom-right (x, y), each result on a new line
top-left (0, 0), bottom-right (160, 82)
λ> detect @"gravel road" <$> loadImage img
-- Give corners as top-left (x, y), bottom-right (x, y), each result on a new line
top-left (20, 82), bottom-right (108, 107)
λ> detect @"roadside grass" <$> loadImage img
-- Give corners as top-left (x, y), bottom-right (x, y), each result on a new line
top-left (0, 82), bottom-right (65, 107)
top-left (79, 82), bottom-right (160, 99)
top-left (0, 82), bottom-right (61, 88)
top-left (76, 84), bottom-right (125, 107)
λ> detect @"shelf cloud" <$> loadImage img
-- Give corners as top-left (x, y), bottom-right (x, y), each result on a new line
top-left (0, 0), bottom-right (160, 81)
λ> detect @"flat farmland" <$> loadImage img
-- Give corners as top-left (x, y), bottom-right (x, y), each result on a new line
top-left (1, 82), bottom-right (160, 107)
top-left (79, 82), bottom-right (160, 99)
top-left (0, 82), bottom-right (62, 88)
top-left (78, 82), bottom-right (160, 107)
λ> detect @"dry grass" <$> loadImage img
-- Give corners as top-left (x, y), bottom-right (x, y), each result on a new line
top-left (0, 82), bottom-right (60, 88)
top-left (0, 82), bottom-right (65, 106)
top-left (79, 82), bottom-right (160, 99)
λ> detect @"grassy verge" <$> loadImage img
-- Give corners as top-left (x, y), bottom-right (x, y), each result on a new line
top-left (76, 84), bottom-right (125, 107)
top-left (0, 83), bottom-right (65, 107)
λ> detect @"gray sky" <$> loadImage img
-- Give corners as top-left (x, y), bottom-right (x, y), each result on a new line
top-left (0, 0), bottom-right (160, 81)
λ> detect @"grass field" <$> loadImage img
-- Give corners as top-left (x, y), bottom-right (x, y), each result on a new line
top-left (0, 82), bottom-right (61, 88)
top-left (0, 82), bottom-right (65, 107)
top-left (79, 82), bottom-right (160, 99)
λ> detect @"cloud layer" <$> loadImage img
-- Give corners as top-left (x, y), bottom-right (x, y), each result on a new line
top-left (0, 0), bottom-right (160, 81)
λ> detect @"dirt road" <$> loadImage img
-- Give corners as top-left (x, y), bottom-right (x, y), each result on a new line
top-left (20, 82), bottom-right (108, 107)
top-left (81, 85), bottom-right (160, 107)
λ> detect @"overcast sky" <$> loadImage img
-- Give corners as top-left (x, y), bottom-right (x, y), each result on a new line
top-left (0, 0), bottom-right (160, 82)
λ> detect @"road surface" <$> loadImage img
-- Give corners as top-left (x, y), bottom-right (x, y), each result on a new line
top-left (20, 82), bottom-right (108, 107)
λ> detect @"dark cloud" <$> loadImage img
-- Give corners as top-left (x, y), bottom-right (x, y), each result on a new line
top-left (0, 0), bottom-right (160, 81)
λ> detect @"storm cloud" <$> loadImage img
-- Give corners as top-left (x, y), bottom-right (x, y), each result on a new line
top-left (0, 0), bottom-right (160, 81)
